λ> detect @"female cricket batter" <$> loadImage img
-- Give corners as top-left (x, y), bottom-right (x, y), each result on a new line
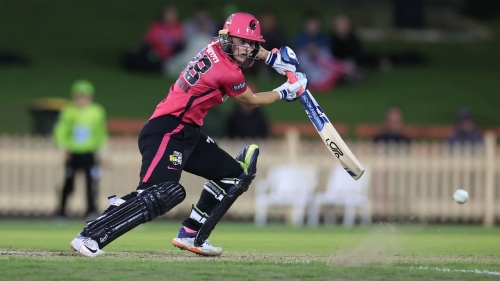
top-left (70, 12), bottom-right (308, 257)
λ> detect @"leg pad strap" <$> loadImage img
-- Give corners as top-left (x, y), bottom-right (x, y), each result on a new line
top-left (83, 182), bottom-right (186, 248)
top-left (195, 145), bottom-right (259, 246)
top-left (189, 204), bottom-right (209, 224)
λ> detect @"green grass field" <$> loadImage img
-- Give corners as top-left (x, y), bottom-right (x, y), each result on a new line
top-left (1, 221), bottom-right (499, 280)
top-left (1, 1), bottom-right (500, 134)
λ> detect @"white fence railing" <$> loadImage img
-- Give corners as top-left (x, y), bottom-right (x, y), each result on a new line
top-left (0, 131), bottom-right (498, 225)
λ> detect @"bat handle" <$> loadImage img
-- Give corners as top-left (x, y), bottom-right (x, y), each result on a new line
top-left (285, 71), bottom-right (305, 95)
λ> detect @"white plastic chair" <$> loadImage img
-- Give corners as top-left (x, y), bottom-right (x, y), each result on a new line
top-left (254, 164), bottom-right (319, 227)
top-left (308, 166), bottom-right (372, 227)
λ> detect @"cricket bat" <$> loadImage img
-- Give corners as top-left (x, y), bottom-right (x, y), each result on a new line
top-left (286, 71), bottom-right (365, 180)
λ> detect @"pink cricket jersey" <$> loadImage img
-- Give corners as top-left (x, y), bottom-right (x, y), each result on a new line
top-left (150, 40), bottom-right (247, 126)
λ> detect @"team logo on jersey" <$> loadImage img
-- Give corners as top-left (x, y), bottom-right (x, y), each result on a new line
top-left (169, 151), bottom-right (183, 166)
top-left (249, 20), bottom-right (257, 30)
top-left (206, 136), bottom-right (214, 143)
top-left (231, 81), bottom-right (246, 91)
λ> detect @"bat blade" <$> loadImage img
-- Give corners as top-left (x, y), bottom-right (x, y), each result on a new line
top-left (298, 90), bottom-right (365, 180)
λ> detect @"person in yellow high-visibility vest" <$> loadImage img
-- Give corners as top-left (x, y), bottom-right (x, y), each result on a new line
top-left (53, 79), bottom-right (108, 219)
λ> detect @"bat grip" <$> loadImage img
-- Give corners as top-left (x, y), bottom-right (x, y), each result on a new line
top-left (285, 71), bottom-right (305, 95)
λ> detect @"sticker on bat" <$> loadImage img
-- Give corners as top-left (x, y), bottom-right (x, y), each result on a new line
top-left (326, 138), bottom-right (344, 158)
top-left (300, 93), bottom-right (329, 131)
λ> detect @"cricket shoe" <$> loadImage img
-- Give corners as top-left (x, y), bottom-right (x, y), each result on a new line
top-left (172, 227), bottom-right (222, 256)
top-left (70, 232), bottom-right (105, 257)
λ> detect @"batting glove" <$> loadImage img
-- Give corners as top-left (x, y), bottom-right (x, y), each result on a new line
top-left (265, 46), bottom-right (299, 75)
top-left (274, 72), bottom-right (308, 102)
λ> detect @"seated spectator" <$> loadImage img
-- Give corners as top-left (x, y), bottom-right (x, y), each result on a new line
top-left (293, 14), bottom-right (330, 53)
top-left (257, 10), bottom-right (288, 78)
top-left (121, 6), bottom-right (184, 73)
top-left (293, 14), bottom-right (361, 91)
top-left (330, 14), bottom-right (427, 72)
top-left (226, 83), bottom-right (269, 139)
top-left (330, 15), bottom-right (383, 70)
top-left (330, 15), bottom-right (383, 84)
top-left (145, 6), bottom-right (184, 62)
top-left (330, 15), bottom-right (362, 62)
top-left (259, 10), bottom-right (288, 51)
top-left (373, 107), bottom-right (411, 144)
top-left (297, 42), bottom-right (348, 93)
top-left (165, 4), bottom-right (216, 77)
top-left (183, 3), bottom-right (216, 40)
top-left (226, 104), bottom-right (269, 139)
top-left (447, 108), bottom-right (483, 145)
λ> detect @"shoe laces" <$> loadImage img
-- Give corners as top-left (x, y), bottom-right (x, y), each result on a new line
top-left (202, 240), bottom-right (218, 248)
top-left (81, 237), bottom-right (98, 249)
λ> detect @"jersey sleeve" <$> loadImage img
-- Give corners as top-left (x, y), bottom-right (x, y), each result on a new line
top-left (53, 107), bottom-right (72, 149)
top-left (219, 71), bottom-right (247, 97)
top-left (95, 105), bottom-right (109, 155)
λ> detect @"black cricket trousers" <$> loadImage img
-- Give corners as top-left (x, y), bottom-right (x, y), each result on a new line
top-left (59, 152), bottom-right (98, 217)
top-left (137, 115), bottom-right (244, 230)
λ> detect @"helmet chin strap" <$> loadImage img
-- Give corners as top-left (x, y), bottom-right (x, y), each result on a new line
top-left (231, 44), bottom-right (261, 68)
top-left (218, 32), bottom-right (260, 68)
top-left (234, 56), bottom-right (255, 68)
